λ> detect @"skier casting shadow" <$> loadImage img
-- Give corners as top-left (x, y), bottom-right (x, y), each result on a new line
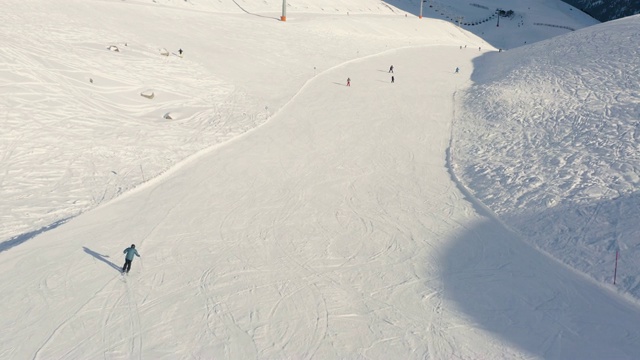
top-left (83, 246), bottom-right (121, 272)
top-left (122, 244), bottom-right (141, 274)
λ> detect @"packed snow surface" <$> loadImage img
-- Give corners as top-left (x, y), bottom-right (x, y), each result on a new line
top-left (1, 0), bottom-right (639, 358)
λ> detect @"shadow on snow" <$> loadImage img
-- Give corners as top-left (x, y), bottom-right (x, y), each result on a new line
top-left (439, 203), bottom-right (640, 358)
top-left (0, 217), bottom-right (73, 253)
top-left (83, 246), bottom-right (122, 272)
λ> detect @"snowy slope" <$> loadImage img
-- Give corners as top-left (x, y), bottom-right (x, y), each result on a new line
top-left (1, 0), bottom-right (483, 243)
top-left (3, 42), bottom-right (640, 360)
top-left (454, 15), bottom-right (640, 299)
top-left (0, 0), bottom-right (596, 244)
top-left (2, 0), bottom-right (640, 358)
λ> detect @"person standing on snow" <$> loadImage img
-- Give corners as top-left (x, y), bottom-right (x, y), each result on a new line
top-left (347, 77), bottom-right (351, 86)
top-left (389, 65), bottom-right (394, 73)
top-left (122, 244), bottom-right (140, 274)
top-left (391, 75), bottom-right (395, 83)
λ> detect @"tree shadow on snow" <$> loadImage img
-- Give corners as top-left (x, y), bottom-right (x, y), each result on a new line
top-left (83, 246), bottom-right (122, 272)
top-left (0, 217), bottom-right (73, 253)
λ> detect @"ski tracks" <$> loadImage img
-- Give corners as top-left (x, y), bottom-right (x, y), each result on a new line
top-left (122, 275), bottom-right (144, 360)
top-left (263, 179), bottom-right (330, 359)
top-left (32, 273), bottom-right (143, 360)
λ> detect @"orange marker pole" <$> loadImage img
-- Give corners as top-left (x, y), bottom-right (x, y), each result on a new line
top-left (281, 0), bottom-right (287, 22)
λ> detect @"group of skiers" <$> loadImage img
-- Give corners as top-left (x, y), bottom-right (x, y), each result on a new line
top-left (346, 63), bottom-right (461, 86)
top-left (346, 64), bottom-right (395, 87)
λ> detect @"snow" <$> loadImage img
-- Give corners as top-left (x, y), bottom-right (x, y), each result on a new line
top-left (1, 0), bottom-right (640, 358)
top-left (454, 15), bottom-right (640, 299)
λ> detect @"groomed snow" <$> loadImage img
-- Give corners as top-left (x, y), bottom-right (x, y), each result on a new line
top-left (2, 0), bottom-right (640, 358)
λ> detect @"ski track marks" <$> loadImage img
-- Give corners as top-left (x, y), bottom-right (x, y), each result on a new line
top-left (31, 273), bottom-right (143, 360)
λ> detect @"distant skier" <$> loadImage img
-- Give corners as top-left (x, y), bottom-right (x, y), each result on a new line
top-left (122, 244), bottom-right (140, 274)
top-left (178, 48), bottom-right (183, 56)
top-left (347, 77), bottom-right (351, 86)
top-left (389, 65), bottom-right (394, 73)
top-left (455, 67), bottom-right (459, 73)
top-left (391, 75), bottom-right (395, 83)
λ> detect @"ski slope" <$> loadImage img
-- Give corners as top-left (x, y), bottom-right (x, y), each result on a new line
top-left (2, 0), bottom-right (640, 358)
top-left (4, 43), bottom-right (639, 359)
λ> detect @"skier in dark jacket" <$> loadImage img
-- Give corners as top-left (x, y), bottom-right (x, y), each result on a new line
top-left (122, 244), bottom-right (140, 273)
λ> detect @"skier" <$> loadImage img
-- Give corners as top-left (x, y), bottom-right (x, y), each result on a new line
top-left (178, 48), bottom-right (183, 56)
top-left (347, 77), bottom-right (351, 86)
top-left (122, 244), bottom-right (140, 274)
top-left (455, 67), bottom-right (459, 73)
top-left (389, 65), bottom-right (394, 73)
top-left (391, 75), bottom-right (395, 83)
